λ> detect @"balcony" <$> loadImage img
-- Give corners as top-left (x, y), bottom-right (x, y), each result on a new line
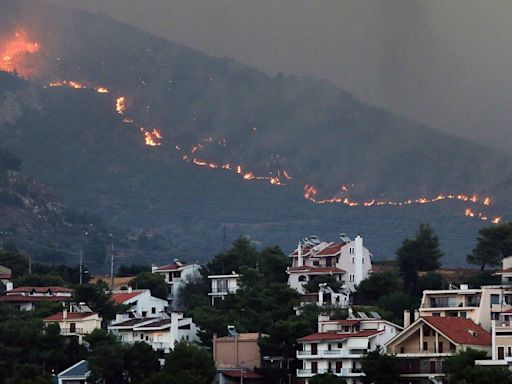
top-left (297, 368), bottom-right (364, 378)
top-left (209, 287), bottom-right (237, 295)
top-left (297, 349), bottom-right (367, 358)
top-left (61, 328), bottom-right (84, 335)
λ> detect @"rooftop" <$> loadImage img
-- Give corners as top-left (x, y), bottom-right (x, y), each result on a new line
top-left (111, 290), bottom-right (144, 304)
top-left (44, 312), bottom-right (98, 321)
top-left (423, 316), bottom-right (491, 346)
top-left (298, 329), bottom-right (383, 342)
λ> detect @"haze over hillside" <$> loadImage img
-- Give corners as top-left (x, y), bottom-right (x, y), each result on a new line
top-left (0, 0), bottom-right (510, 266)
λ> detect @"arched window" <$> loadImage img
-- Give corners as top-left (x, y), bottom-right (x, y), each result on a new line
top-left (298, 275), bottom-right (307, 282)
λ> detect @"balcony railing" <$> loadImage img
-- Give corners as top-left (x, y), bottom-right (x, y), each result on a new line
top-left (210, 287), bottom-right (237, 294)
top-left (297, 368), bottom-right (364, 377)
top-left (297, 349), bottom-right (367, 358)
top-left (61, 328), bottom-right (84, 335)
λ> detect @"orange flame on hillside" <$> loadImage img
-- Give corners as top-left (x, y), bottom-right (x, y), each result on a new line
top-left (0, 29), bottom-right (40, 77)
top-left (305, 184), bottom-right (502, 223)
top-left (116, 97), bottom-right (127, 115)
top-left (140, 128), bottom-right (163, 147)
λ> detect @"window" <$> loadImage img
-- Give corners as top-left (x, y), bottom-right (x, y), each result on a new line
top-left (438, 342), bottom-right (443, 353)
top-left (423, 326), bottom-right (431, 336)
top-left (142, 311), bottom-right (147, 317)
top-left (313, 260), bottom-right (320, 266)
top-left (311, 362), bottom-right (318, 374)
top-left (459, 311), bottom-right (467, 318)
top-left (423, 342), bottom-right (428, 351)
top-left (491, 312), bottom-right (500, 320)
top-left (298, 275), bottom-right (307, 282)
top-left (491, 294), bottom-right (500, 306)
top-left (337, 343), bottom-right (343, 349)
top-left (151, 307), bottom-right (156, 314)
top-left (352, 257), bottom-right (355, 264)
top-left (432, 312), bottom-right (441, 317)
top-left (140, 334), bottom-right (144, 340)
top-left (400, 347), bottom-right (405, 353)
top-left (498, 347), bottom-right (505, 360)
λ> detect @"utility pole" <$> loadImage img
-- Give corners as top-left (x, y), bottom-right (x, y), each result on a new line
top-left (28, 255), bottom-right (32, 274)
top-left (79, 247), bottom-right (83, 285)
top-left (110, 240), bottom-right (114, 292)
top-left (222, 225), bottom-right (226, 251)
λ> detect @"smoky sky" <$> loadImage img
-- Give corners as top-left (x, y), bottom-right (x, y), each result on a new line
top-left (46, 0), bottom-right (512, 152)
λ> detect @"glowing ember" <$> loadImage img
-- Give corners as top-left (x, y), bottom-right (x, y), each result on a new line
top-left (116, 97), bottom-right (127, 115)
top-left (0, 29), bottom-right (40, 77)
top-left (140, 128), bottom-right (163, 147)
top-left (96, 87), bottom-right (109, 93)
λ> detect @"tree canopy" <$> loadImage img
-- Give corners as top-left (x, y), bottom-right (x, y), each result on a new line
top-left (129, 271), bottom-right (168, 300)
top-left (467, 222), bottom-right (512, 270)
top-left (361, 346), bottom-right (401, 384)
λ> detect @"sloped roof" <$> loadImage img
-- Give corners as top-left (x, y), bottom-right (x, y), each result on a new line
top-left (109, 317), bottom-right (158, 327)
top-left (423, 316), bottom-right (491, 346)
top-left (58, 360), bottom-right (90, 378)
top-left (288, 266), bottom-right (345, 274)
top-left (111, 290), bottom-right (144, 304)
top-left (0, 295), bottom-right (71, 302)
top-left (44, 312), bottom-right (98, 321)
top-left (298, 329), bottom-right (382, 342)
top-left (154, 263), bottom-right (190, 271)
top-left (316, 243), bottom-right (345, 256)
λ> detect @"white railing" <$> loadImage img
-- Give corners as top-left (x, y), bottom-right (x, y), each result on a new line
top-left (297, 369), bottom-right (364, 377)
top-left (297, 349), bottom-right (365, 358)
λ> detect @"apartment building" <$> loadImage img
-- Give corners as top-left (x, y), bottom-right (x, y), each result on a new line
top-left (287, 234), bottom-right (372, 294)
top-left (296, 312), bottom-right (401, 384)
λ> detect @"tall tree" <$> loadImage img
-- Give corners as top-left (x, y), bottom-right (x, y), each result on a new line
top-left (467, 222), bottom-right (512, 270)
top-left (129, 272), bottom-right (168, 300)
top-left (396, 223), bottom-right (443, 294)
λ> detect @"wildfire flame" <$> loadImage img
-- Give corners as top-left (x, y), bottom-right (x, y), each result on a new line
top-left (0, 29), bottom-right (40, 77)
top-left (116, 97), bottom-right (127, 115)
top-left (140, 128), bottom-right (163, 147)
top-left (305, 184), bottom-right (502, 223)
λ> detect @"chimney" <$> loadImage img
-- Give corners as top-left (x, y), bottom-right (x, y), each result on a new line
top-left (297, 242), bottom-right (303, 267)
top-left (63, 309), bottom-right (67, 320)
top-left (151, 264), bottom-right (158, 273)
top-left (414, 309), bottom-right (419, 321)
top-left (403, 310), bottom-right (411, 328)
top-left (128, 286), bottom-right (132, 293)
top-left (354, 235), bottom-right (364, 285)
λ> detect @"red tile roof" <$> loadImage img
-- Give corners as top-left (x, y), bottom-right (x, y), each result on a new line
top-left (0, 273), bottom-right (11, 279)
top-left (298, 330), bottom-right (382, 342)
top-left (44, 312), bottom-right (98, 321)
top-left (316, 243), bottom-right (345, 256)
top-left (155, 263), bottom-right (187, 271)
top-left (288, 266), bottom-right (345, 274)
top-left (423, 316), bottom-right (491, 346)
top-left (9, 286), bottom-right (73, 293)
top-left (494, 268), bottom-right (512, 275)
top-left (220, 370), bottom-right (264, 379)
top-left (111, 291), bottom-right (144, 304)
top-left (325, 319), bottom-right (361, 325)
top-left (110, 318), bottom-right (157, 327)
top-left (0, 295), bottom-right (71, 303)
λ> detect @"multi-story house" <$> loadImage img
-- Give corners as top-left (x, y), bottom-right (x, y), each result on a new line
top-left (152, 261), bottom-right (201, 308)
top-left (112, 288), bottom-right (168, 317)
top-left (43, 304), bottom-right (102, 344)
top-left (208, 272), bottom-right (241, 305)
top-left (0, 286), bottom-right (73, 310)
top-left (287, 234), bottom-right (372, 294)
top-left (418, 284), bottom-right (510, 332)
top-left (108, 312), bottom-right (199, 353)
top-left (296, 312), bottom-right (401, 384)
top-left (386, 316), bottom-right (491, 383)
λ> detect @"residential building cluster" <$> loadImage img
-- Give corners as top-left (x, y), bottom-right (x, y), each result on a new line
top-left (2, 233), bottom-right (512, 383)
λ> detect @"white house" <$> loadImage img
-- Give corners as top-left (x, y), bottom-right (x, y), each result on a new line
top-left (298, 283), bottom-right (350, 312)
top-left (208, 272), bottom-right (241, 305)
top-left (287, 234), bottom-right (372, 294)
top-left (152, 261), bottom-right (201, 308)
top-left (43, 303), bottom-right (102, 344)
top-left (0, 286), bottom-right (73, 310)
top-left (297, 312), bottom-right (401, 384)
top-left (108, 312), bottom-right (199, 353)
top-left (111, 288), bottom-right (168, 317)
top-left (0, 265), bottom-right (13, 292)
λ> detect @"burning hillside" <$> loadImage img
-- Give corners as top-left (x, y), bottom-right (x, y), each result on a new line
top-left (0, 29), bottom-right (40, 77)
top-left (0, 1), bottom-right (509, 240)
